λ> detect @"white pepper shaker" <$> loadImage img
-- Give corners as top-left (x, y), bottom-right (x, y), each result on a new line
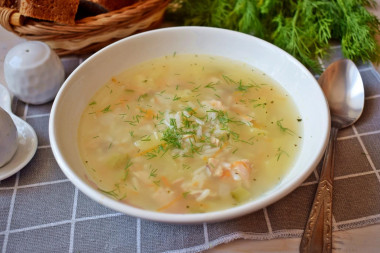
top-left (4, 41), bottom-right (65, 104)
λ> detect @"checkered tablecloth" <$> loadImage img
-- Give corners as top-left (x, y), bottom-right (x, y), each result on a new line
top-left (1, 46), bottom-right (380, 253)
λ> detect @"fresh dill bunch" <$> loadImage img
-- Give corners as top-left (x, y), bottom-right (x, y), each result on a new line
top-left (168, 0), bottom-right (231, 29)
top-left (270, 0), bottom-right (338, 71)
top-left (167, 0), bottom-right (380, 72)
top-left (332, 0), bottom-right (380, 64)
top-left (167, 0), bottom-right (266, 37)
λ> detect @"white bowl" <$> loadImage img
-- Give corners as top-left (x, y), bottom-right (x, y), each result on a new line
top-left (49, 27), bottom-right (329, 224)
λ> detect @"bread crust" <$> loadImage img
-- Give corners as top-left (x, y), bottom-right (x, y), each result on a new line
top-left (2, 0), bottom-right (138, 25)
top-left (0, 0), bottom-right (19, 9)
top-left (19, 0), bottom-right (80, 24)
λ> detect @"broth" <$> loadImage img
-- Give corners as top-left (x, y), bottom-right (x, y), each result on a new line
top-left (78, 54), bottom-right (302, 213)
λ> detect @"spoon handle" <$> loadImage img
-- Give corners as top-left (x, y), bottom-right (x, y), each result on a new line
top-left (300, 126), bottom-right (338, 253)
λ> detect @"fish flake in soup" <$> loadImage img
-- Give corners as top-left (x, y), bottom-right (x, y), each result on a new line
top-left (78, 54), bottom-right (303, 213)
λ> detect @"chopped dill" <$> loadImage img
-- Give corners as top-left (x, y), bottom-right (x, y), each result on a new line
top-left (157, 90), bottom-right (166, 96)
top-left (135, 114), bottom-right (143, 122)
top-left (173, 94), bottom-right (181, 101)
top-left (276, 147), bottom-right (289, 161)
top-left (124, 159), bottom-right (133, 170)
top-left (204, 82), bottom-right (217, 91)
top-left (101, 105), bottom-right (111, 113)
top-left (141, 135), bottom-right (152, 142)
top-left (253, 103), bottom-right (267, 108)
top-left (144, 151), bottom-right (157, 160)
top-left (184, 106), bottom-right (196, 115)
top-left (236, 80), bottom-right (254, 92)
top-left (149, 168), bottom-right (158, 178)
top-left (125, 115), bottom-right (144, 126)
top-left (98, 188), bottom-right (125, 200)
top-left (123, 159), bottom-right (133, 180)
top-left (276, 119), bottom-right (295, 135)
top-left (138, 93), bottom-right (148, 102)
top-left (196, 99), bottom-right (205, 108)
top-left (191, 84), bottom-right (201, 92)
top-left (124, 120), bottom-right (137, 126)
top-left (222, 75), bottom-right (237, 85)
top-left (88, 101), bottom-right (96, 106)
top-left (172, 153), bottom-right (181, 159)
top-left (162, 125), bottom-right (182, 149)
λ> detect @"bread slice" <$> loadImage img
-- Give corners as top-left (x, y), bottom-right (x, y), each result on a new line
top-left (19, 0), bottom-right (80, 24)
top-left (0, 0), bottom-right (19, 9)
top-left (90, 0), bottom-right (136, 11)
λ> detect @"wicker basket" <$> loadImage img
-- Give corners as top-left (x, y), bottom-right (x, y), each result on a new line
top-left (0, 0), bottom-right (171, 56)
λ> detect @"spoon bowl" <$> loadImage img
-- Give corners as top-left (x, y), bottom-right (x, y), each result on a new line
top-left (0, 84), bottom-right (38, 181)
top-left (300, 59), bottom-right (364, 252)
top-left (318, 59), bottom-right (365, 128)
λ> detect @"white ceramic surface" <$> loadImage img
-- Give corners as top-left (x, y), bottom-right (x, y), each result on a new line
top-left (4, 41), bottom-right (65, 104)
top-left (0, 106), bottom-right (18, 167)
top-left (49, 27), bottom-right (330, 223)
top-left (0, 84), bottom-right (38, 181)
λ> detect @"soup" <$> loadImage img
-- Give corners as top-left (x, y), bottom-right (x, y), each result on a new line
top-left (78, 54), bottom-right (302, 213)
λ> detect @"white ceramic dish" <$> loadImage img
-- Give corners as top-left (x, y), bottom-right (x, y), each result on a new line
top-left (49, 27), bottom-right (330, 223)
top-left (0, 84), bottom-right (38, 181)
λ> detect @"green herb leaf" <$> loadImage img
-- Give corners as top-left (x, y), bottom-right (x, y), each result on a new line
top-left (168, 0), bottom-right (380, 72)
top-left (275, 147), bottom-right (289, 161)
top-left (149, 168), bottom-right (158, 178)
top-left (101, 105), bottom-right (111, 113)
top-left (276, 119), bottom-right (295, 135)
top-left (204, 82), bottom-right (217, 91)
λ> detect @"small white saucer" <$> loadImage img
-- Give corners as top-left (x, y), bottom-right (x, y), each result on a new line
top-left (0, 84), bottom-right (38, 181)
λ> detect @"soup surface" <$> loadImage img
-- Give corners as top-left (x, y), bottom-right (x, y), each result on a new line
top-left (78, 54), bottom-right (302, 213)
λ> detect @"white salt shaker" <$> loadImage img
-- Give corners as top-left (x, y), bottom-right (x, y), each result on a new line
top-left (4, 41), bottom-right (65, 104)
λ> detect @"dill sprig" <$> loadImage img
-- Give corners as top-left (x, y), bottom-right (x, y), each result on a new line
top-left (276, 147), bottom-right (290, 161)
top-left (162, 119), bottom-right (182, 149)
top-left (101, 105), bottom-right (111, 113)
top-left (167, 0), bottom-right (380, 72)
top-left (276, 119), bottom-right (295, 135)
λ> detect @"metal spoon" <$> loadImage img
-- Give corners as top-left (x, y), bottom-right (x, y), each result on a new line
top-left (300, 59), bottom-right (365, 253)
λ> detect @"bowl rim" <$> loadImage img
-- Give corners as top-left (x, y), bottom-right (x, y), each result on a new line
top-left (49, 26), bottom-right (330, 224)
